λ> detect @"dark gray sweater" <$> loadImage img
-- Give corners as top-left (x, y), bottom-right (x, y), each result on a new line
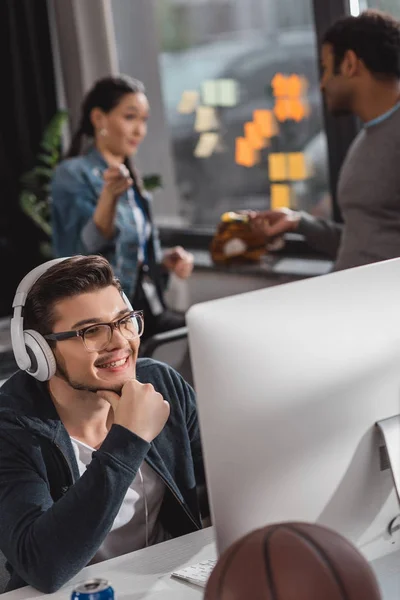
top-left (298, 105), bottom-right (400, 271)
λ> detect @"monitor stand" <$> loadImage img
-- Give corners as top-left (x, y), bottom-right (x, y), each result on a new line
top-left (370, 416), bottom-right (400, 599)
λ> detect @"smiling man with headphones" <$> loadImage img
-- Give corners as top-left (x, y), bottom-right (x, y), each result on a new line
top-left (0, 255), bottom-right (206, 593)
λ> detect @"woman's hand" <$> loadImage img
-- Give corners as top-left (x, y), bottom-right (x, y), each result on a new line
top-left (101, 166), bottom-right (133, 202)
top-left (163, 246), bottom-right (194, 279)
top-left (93, 166), bottom-right (133, 239)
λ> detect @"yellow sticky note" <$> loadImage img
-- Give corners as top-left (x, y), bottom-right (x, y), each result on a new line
top-left (244, 122), bottom-right (265, 150)
top-left (269, 153), bottom-right (288, 181)
top-left (271, 184), bottom-right (291, 210)
top-left (235, 137), bottom-right (258, 167)
top-left (177, 90), bottom-right (199, 114)
top-left (253, 110), bottom-right (278, 138)
top-left (194, 106), bottom-right (219, 132)
top-left (218, 79), bottom-right (239, 107)
top-left (194, 132), bottom-right (220, 158)
top-left (202, 80), bottom-right (219, 106)
top-left (288, 153), bottom-right (308, 180)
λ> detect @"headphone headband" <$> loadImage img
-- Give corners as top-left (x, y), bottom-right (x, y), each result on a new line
top-left (12, 258), bottom-right (69, 309)
top-left (11, 257), bottom-right (132, 381)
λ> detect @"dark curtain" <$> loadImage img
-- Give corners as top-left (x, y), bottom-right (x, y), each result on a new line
top-left (0, 0), bottom-right (57, 317)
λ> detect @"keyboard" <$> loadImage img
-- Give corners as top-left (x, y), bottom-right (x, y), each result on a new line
top-left (171, 559), bottom-right (217, 588)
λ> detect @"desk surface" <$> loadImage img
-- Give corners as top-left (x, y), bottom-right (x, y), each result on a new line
top-left (2, 525), bottom-right (399, 599)
top-left (2, 528), bottom-right (216, 600)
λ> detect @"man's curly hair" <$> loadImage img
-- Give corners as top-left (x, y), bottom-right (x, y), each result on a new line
top-left (323, 10), bottom-right (400, 79)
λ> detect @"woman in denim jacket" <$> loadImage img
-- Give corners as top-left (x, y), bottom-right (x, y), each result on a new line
top-left (51, 75), bottom-right (193, 338)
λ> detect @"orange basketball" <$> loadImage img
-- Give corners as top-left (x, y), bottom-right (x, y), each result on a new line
top-left (205, 522), bottom-right (381, 600)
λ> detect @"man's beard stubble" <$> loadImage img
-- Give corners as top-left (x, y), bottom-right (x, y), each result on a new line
top-left (55, 361), bottom-right (124, 395)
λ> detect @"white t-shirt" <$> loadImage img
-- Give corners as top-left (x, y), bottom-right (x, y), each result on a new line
top-left (70, 437), bottom-right (169, 563)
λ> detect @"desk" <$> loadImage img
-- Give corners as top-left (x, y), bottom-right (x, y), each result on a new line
top-left (2, 528), bottom-right (216, 600)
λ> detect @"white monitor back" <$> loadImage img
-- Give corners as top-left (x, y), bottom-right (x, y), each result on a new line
top-left (188, 259), bottom-right (400, 566)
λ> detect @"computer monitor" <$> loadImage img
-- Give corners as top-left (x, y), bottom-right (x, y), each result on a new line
top-left (187, 258), bottom-right (400, 597)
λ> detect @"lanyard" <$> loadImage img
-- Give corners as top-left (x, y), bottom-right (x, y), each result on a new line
top-left (127, 186), bottom-right (149, 265)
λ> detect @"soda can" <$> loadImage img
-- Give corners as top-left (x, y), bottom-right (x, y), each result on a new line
top-left (71, 578), bottom-right (114, 600)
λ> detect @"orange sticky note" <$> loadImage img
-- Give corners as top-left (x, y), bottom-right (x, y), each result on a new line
top-left (271, 73), bottom-right (289, 98)
top-left (288, 153), bottom-right (308, 180)
top-left (253, 110), bottom-right (278, 138)
top-left (236, 137), bottom-right (258, 167)
top-left (287, 74), bottom-right (303, 98)
top-left (268, 153), bottom-right (288, 181)
top-left (274, 98), bottom-right (291, 122)
top-left (289, 99), bottom-right (308, 122)
top-left (271, 184), bottom-right (291, 210)
top-left (244, 122), bottom-right (265, 150)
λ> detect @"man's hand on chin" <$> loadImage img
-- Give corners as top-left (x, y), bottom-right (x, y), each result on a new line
top-left (97, 379), bottom-right (170, 443)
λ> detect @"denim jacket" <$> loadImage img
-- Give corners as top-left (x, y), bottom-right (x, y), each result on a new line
top-left (51, 148), bottom-right (163, 299)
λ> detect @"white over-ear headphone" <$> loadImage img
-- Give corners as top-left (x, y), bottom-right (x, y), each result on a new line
top-left (11, 257), bottom-right (133, 382)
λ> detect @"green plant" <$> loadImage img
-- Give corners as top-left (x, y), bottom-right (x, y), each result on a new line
top-left (19, 110), bottom-right (68, 242)
top-left (142, 173), bottom-right (162, 191)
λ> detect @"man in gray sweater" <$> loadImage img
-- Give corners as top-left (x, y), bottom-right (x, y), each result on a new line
top-left (251, 10), bottom-right (400, 271)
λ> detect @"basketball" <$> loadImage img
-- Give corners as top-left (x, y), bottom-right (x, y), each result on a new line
top-left (205, 522), bottom-right (382, 600)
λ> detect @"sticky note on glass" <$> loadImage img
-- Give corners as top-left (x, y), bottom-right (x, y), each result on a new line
top-left (202, 79), bottom-right (238, 107)
top-left (269, 153), bottom-right (288, 181)
top-left (274, 98), bottom-right (291, 122)
top-left (286, 75), bottom-right (303, 98)
top-left (177, 90), bottom-right (199, 114)
top-left (194, 132), bottom-right (220, 158)
top-left (288, 153), bottom-right (308, 180)
top-left (194, 106), bottom-right (219, 132)
top-left (287, 75), bottom-right (309, 97)
top-left (271, 184), bottom-right (291, 210)
top-left (271, 73), bottom-right (290, 98)
top-left (290, 99), bottom-right (308, 122)
top-left (202, 80), bottom-right (219, 106)
top-left (217, 79), bottom-right (239, 107)
top-left (235, 137), bottom-right (258, 167)
top-left (253, 110), bottom-right (278, 138)
top-left (244, 122), bottom-right (265, 150)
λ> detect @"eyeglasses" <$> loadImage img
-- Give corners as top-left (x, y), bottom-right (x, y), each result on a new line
top-left (44, 311), bottom-right (144, 352)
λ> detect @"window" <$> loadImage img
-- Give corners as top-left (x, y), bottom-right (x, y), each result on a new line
top-left (155, 0), bottom-right (331, 229)
top-left (359, 0), bottom-right (400, 18)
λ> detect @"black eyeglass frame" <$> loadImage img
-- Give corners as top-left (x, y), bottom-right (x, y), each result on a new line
top-left (43, 310), bottom-right (144, 351)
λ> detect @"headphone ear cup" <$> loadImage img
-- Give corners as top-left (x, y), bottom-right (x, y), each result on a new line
top-left (23, 330), bottom-right (56, 382)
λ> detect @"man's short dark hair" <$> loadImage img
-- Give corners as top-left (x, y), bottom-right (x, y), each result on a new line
top-left (323, 10), bottom-right (400, 79)
top-left (24, 255), bottom-right (122, 336)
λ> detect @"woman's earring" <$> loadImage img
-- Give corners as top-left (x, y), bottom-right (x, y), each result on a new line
top-left (99, 128), bottom-right (108, 137)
